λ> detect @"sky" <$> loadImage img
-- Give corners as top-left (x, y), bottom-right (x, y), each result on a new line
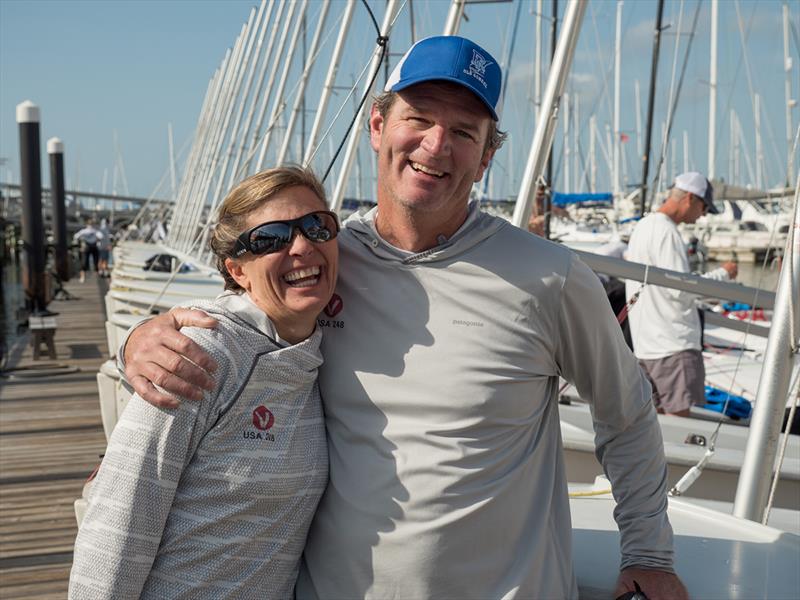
top-left (1, 0), bottom-right (797, 202)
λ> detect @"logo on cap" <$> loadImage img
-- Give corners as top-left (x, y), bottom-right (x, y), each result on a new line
top-left (464, 50), bottom-right (492, 89)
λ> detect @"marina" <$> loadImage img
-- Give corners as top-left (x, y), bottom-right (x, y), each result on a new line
top-left (1, 0), bottom-right (799, 598)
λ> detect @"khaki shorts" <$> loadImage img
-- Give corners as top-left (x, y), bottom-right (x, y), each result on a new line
top-left (639, 349), bottom-right (705, 414)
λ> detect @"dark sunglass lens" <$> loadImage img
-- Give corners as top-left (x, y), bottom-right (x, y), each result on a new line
top-left (250, 223), bottom-right (291, 255)
top-left (301, 213), bottom-right (337, 243)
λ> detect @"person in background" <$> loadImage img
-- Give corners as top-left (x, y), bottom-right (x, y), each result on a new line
top-left (119, 36), bottom-right (686, 600)
top-left (625, 172), bottom-right (737, 417)
top-left (69, 166), bottom-right (338, 599)
top-left (594, 236), bottom-right (634, 349)
top-left (97, 218), bottom-right (113, 278)
top-left (526, 184), bottom-right (571, 237)
top-left (72, 218), bottom-right (103, 283)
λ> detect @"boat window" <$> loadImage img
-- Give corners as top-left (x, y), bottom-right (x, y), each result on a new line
top-left (741, 221), bottom-right (767, 232)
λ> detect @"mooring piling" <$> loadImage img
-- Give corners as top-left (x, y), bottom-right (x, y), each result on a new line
top-left (48, 136), bottom-right (69, 282)
top-left (16, 100), bottom-right (49, 315)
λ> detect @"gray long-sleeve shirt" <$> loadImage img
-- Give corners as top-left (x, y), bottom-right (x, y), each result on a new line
top-left (297, 202), bottom-right (672, 599)
top-left (71, 292), bottom-right (327, 599)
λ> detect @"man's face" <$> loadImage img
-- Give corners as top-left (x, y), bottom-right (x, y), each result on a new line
top-left (369, 82), bottom-right (494, 221)
top-left (680, 191), bottom-right (708, 224)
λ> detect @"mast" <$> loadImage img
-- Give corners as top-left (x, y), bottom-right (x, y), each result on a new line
top-left (733, 189), bottom-right (800, 522)
top-left (534, 0), bottom-right (543, 123)
top-left (211, 2), bottom-right (267, 197)
top-left (246, 1), bottom-right (297, 168)
top-left (303, 0), bottom-right (357, 165)
top-left (226, 0), bottom-right (283, 184)
top-left (255, 0), bottom-right (311, 171)
top-left (613, 0), bottom-right (623, 199)
top-left (683, 130), bottom-right (689, 173)
top-left (755, 93), bottom-right (763, 189)
top-left (783, 2), bottom-right (795, 187)
top-left (443, 0), bottom-right (466, 35)
top-left (276, 1), bottom-right (331, 165)
top-left (634, 79), bottom-right (643, 164)
top-left (639, 0), bottom-right (665, 215)
top-left (563, 92), bottom-right (570, 193)
top-left (590, 115), bottom-right (597, 192)
top-left (167, 123), bottom-right (177, 200)
top-left (731, 114), bottom-right (740, 184)
top-left (708, 0), bottom-right (718, 180)
top-left (544, 0), bottom-right (559, 239)
top-left (482, 0), bottom-right (524, 199)
top-left (670, 137), bottom-right (676, 184)
top-left (330, 0), bottom-right (401, 212)
top-left (573, 93), bottom-right (579, 192)
top-left (729, 109), bottom-right (735, 184)
top-left (511, 0), bottom-right (587, 229)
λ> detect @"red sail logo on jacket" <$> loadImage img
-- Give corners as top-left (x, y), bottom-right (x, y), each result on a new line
top-left (252, 406), bottom-right (275, 431)
top-left (324, 293), bottom-right (343, 317)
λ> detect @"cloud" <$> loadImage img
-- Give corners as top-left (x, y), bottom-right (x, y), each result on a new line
top-left (568, 71), bottom-right (600, 91)
top-left (624, 18), bottom-right (655, 54)
top-left (506, 60), bottom-right (535, 86)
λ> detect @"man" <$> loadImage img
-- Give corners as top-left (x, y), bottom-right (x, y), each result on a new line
top-left (626, 172), bottom-right (737, 417)
top-left (73, 218), bottom-right (104, 283)
top-left (122, 36), bottom-right (686, 599)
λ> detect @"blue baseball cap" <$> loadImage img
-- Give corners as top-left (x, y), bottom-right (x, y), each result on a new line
top-left (385, 36), bottom-right (502, 121)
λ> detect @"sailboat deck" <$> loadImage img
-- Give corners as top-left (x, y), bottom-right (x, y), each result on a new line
top-left (1, 274), bottom-right (109, 598)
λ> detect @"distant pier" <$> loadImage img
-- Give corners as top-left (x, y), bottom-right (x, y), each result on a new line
top-left (0, 273), bottom-right (108, 598)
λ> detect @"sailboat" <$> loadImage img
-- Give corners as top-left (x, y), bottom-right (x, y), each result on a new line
top-left (86, 1), bottom-right (799, 597)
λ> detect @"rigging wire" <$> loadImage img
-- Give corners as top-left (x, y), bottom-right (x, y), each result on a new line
top-left (321, 0), bottom-right (389, 183)
top-left (731, 0), bottom-right (784, 186)
top-left (712, 0), bottom-right (755, 186)
top-left (647, 0), bottom-right (701, 211)
top-left (653, 0), bottom-right (686, 190)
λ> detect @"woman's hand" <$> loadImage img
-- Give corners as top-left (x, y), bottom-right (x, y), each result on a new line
top-left (124, 308), bottom-right (219, 408)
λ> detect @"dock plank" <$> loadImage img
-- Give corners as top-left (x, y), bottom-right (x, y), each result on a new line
top-left (1, 273), bottom-right (110, 598)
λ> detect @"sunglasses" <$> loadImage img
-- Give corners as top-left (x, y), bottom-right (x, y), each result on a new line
top-left (689, 194), bottom-right (709, 214)
top-left (232, 210), bottom-right (340, 258)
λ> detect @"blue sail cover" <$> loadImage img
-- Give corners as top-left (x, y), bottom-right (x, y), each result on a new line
top-left (552, 192), bottom-right (613, 207)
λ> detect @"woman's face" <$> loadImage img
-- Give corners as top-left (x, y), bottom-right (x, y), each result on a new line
top-left (226, 185), bottom-right (338, 343)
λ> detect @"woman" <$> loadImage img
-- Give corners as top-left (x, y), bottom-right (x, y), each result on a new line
top-left (69, 166), bottom-right (339, 599)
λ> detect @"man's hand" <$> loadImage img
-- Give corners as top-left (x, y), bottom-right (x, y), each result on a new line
top-left (614, 567), bottom-right (688, 600)
top-left (721, 261), bottom-right (738, 280)
top-left (527, 214), bottom-right (545, 237)
top-left (124, 308), bottom-right (219, 408)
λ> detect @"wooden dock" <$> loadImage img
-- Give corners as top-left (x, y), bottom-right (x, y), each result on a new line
top-left (1, 273), bottom-right (110, 599)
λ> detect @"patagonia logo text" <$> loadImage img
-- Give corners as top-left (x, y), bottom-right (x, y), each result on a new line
top-left (452, 319), bottom-right (484, 328)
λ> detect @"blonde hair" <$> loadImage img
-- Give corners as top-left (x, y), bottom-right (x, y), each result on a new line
top-left (209, 165), bottom-right (327, 292)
